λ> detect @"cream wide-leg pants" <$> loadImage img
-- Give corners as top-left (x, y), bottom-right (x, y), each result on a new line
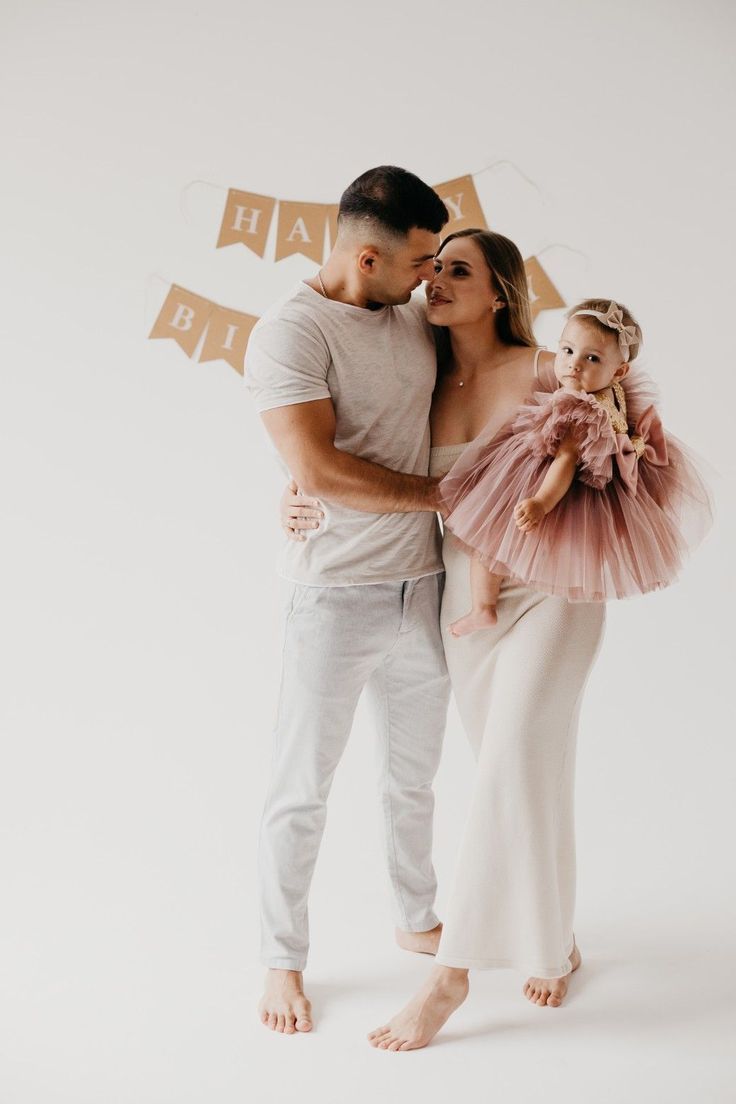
top-left (259, 573), bottom-right (451, 971)
top-left (436, 536), bottom-right (606, 979)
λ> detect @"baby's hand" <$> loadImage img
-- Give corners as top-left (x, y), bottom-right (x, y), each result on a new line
top-left (514, 497), bottom-right (545, 532)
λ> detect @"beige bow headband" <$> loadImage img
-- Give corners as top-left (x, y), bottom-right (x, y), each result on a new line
top-left (572, 301), bottom-right (640, 362)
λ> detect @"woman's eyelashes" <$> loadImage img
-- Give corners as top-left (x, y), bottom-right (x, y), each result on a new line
top-left (433, 263), bottom-right (469, 277)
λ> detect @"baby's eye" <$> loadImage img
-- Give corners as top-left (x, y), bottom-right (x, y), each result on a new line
top-left (587, 355), bottom-right (599, 362)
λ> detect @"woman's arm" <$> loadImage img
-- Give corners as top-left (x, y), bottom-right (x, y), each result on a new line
top-left (514, 434), bottom-right (579, 532)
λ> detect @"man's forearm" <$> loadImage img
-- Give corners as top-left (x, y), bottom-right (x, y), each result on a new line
top-left (299, 446), bottom-right (441, 513)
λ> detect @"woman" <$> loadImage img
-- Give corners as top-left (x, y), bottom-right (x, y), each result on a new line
top-left (283, 229), bottom-right (606, 1050)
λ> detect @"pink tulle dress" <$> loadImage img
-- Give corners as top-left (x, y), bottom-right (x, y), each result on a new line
top-left (439, 370), bottom-right (712, 602)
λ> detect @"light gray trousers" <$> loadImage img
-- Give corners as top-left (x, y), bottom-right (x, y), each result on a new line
top-left (259, 573), bottom-right (450, 970)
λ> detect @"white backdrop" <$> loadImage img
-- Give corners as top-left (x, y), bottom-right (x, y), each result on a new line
top-left (1, 2), bottom-right (734, 1102)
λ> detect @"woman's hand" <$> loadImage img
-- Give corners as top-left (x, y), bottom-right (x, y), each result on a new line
top-left (280, 479), bottom-right (324, 542)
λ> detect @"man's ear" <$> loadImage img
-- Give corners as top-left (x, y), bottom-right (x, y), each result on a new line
top-left (358, 248), bottom-right (379, 274)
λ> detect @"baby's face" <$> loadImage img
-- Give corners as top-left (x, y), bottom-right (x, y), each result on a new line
top-left (554, 318), bottom-right (629, 393)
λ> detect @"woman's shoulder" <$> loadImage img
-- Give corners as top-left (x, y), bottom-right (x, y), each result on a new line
top-left (534, 349), bottom-right (557, 392)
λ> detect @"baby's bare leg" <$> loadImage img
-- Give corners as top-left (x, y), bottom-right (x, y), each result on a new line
top-left (449, 557), bottom-right (503, 637)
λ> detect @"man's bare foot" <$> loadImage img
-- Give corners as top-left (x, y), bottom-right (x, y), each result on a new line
top-left (367, 965), bottom-right (469, 1051)
top-left (258, 969), bottom-right (312, 1033)
top-left (449, 607), bottom-right (497, 637)
top-left (523, 941), bottom-right (582, 1007)
top-left (395, 922), bottom-right (442, 956)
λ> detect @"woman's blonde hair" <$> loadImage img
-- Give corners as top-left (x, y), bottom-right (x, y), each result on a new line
top-left (567, 299), bottom-right (643, 362)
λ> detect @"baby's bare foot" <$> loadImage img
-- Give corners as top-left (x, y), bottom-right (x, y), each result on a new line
top-left (367, 966), bottom-right (469, 1051)
top-left (523, 941), bottom-right (581, 1007)
top-left (449, 608), bottom-right (497, 637)
top-left (258, 969), bottom-right (312, 1033)
top-left (395, 922), bottom-right (442, 956)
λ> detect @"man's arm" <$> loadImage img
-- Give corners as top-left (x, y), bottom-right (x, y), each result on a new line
top-left (261, 398), bottom-right (441, 514)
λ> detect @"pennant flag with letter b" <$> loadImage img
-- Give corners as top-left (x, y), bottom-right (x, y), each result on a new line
top-left (148, 285), bottom-right (214, 358)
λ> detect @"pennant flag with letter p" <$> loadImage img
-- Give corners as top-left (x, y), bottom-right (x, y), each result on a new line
top-left (433, 174), bottom-right (488, 232)
top-left (148, 285), bottom-right (214, 358)
top-left (216, 189), bottom-right (276, 257)
top-left (275, 201), bottom-right (332, 264)
top-left (200, 306), bottom-right (259, 375)
top-left (524, 256), bottom-right (566, 319)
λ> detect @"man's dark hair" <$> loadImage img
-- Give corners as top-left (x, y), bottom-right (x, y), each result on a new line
top-left (338, 166), bottom-right (448, 237)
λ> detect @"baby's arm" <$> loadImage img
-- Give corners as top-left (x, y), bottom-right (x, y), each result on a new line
top-left (514, 433), bottom-right (579, 532)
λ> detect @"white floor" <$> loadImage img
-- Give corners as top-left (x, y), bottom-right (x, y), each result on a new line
top-left (3, 887), bottom-right (734, 1104)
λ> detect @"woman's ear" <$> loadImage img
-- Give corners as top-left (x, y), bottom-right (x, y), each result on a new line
top-left (492, 298), bottom-right (507, 313)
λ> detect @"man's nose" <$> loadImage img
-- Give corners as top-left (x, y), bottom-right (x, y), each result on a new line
top-left (419, 259), bottom-right (437, 281)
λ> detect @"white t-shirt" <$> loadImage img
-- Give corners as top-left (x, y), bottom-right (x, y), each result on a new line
top-left (245, 282), bottom-right (443, 586)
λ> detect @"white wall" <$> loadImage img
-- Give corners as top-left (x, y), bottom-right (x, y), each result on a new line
top-left (1, 2), bottom-right (734, 1102)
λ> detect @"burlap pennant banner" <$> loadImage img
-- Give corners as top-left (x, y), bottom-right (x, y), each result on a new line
top-left (148, 285), bottom-right (215, 357)
top-left (214, 173), bottom-right (490, 261)
top-left (216, 189), bottom-right (276, 257)
top-left (433, 175), bottom-right (488, 232)
top-left (149, 285), bottom-right (258, 373)
top-left (200, 305), bottom-right (259, 375)
top-left (274, 201), bottom-right (333, 264)
top-left (325, 204), bottom-right (340, 251)
top-left (524, 255), bottom-right (566, 319)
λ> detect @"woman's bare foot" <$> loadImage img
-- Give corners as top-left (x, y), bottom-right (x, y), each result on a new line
top-left (395, 922), bottom-right (442, 956)
top-left (449, 607), bottom-right (497, 637)
top-left (367, 966), bottom-right (469, 1051)
top-left (523, 941), bottom-right (582, 1007)
top-left (258, 969), bottom-right (313, 1033)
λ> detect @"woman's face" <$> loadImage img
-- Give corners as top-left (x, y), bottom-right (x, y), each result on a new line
top-left (425, 236), bottom-right (504, 326)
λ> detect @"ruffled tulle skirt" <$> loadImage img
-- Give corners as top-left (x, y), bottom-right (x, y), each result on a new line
top-left (439, 413), bottom-right (712, 603)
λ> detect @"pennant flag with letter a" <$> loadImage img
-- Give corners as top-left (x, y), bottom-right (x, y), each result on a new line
top-left (275, 200), bottom-right (333, 264)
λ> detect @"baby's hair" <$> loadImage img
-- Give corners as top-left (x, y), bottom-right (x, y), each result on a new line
top-left (567, 299), bottom-right (643, 362)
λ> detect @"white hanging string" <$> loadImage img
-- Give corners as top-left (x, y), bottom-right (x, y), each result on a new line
top-left (471, 158), bottom-right (543, 198)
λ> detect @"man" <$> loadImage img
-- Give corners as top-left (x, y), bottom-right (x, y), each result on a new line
top-left (245, 166), bottom-right (450, 1034)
